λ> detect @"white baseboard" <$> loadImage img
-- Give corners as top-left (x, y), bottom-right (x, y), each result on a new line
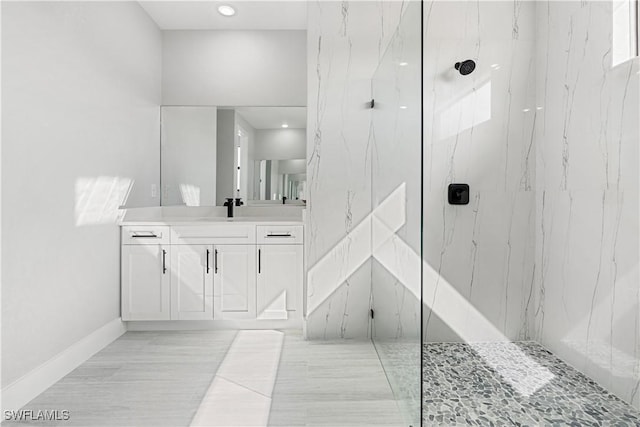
top-left (1, 318), bottom-right (126, 414)
top-left (125, 318), bottom-right (302, 331)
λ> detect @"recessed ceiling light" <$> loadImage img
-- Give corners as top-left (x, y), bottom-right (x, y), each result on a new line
top-left (281, 123), bottom-right (289, 128)
top-left (399, 62), bottom-right (408, 66)
top-left (400, 106), bottom-right (408, 110)
top-left (218, 5), bottom-right (236, 17)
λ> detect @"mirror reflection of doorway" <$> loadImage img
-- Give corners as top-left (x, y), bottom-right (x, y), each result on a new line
top-left (258, 159), bottom-right (269, 200)
top-left (235, 126), bottom-right (249, 201)
top-left (255, 159), bottom-right (305, 201)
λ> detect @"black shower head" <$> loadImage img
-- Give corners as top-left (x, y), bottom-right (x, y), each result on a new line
top-left (454, 60), bottom-right (476, 75)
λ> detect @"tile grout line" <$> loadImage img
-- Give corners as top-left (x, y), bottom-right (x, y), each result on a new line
top-left (216, 374), bottom-right (274, 400)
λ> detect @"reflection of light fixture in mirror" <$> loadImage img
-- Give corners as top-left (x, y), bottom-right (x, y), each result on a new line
top-left (218, 5), bottom-right (236, 16)
top-left (400, 106), bottom-right (408, 110)
top-left (399, 62), bottom-right (408, 66)
top-left (281, 123), bottom-right (289, 128)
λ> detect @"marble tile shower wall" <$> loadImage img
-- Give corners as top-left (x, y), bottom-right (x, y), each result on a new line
top-left (422, 1), bottom-right (537, 342)
top-left (305, 1), bottom-right (406, 338)
top-left (306, 0), bottom-right (640, 411)
top-left (370, 2), bottom-right (422, 340)
top-left (531, 1), bottom-right (640, 410)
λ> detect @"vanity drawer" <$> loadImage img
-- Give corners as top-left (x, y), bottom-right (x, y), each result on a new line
top-left (122, 226), bottom-right (170, 245)
top-left (171, 225), bottom-right (256, 245)
top-left (257, 225), bottom-right (303, 245)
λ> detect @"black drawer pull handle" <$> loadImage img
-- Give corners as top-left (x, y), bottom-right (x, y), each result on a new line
top-left (258, 249), bottom-right (261, 274)
top-left (266, 233), bottom-right (292, 238)
top-left (131, 232), bottom-right (159, 238)
top-left (214, 249), bottom-right (218, 274)
top-left (206, 249), bottom-right (210, 274)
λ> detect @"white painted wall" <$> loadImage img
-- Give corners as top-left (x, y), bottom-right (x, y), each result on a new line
top-left (278, 159), bottom-right (306, 175)
top-left (1, 1), bottom-right (161, 388)
top-left (162, 30), bottom-right (306, 106)
top-left (161, 106), bottom-right (217, 206)
top-left (254, 129), bottom-right (306, 160)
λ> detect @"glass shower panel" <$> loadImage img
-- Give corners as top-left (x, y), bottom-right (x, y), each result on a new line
top-left (370, 2), bottom-right (422, 426)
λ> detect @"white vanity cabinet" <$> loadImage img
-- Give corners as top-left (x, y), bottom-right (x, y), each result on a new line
top-left (171, 225), bottom-right (257, 320)
top-left (256, 225), bottom-right (304, 320)
top-left (120, 221), bottom-right (303, 326)
top-left (170, 244), bottom-right (213, 320)
top-left (257, 245), bottom-right (303, 319)
top-left (121, 226), bottom-right (171, 321)
top-left (214, 245), bottom-right (257, 319)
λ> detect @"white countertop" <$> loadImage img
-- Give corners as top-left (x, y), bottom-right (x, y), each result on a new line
top-left (120, 217), bottom-right (303, 226)
top-left (119, 206), bottom-right (305, 226)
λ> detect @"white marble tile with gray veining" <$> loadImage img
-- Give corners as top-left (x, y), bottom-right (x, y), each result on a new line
top-left (370, 0), bottom-right (422, 341)
top-left (532, 0), bottom-right (640, 411)
top-left (305, 1), bottom-right (407, 339)
top-left (422, 0), bottom-right (536, 344)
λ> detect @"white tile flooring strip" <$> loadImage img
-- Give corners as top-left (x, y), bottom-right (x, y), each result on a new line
top-left (190, 330), bottom-right (285, 427)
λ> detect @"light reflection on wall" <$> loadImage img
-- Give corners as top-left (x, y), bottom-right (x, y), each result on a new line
top-left (559, 265), bottom-right (640, 381)
top-left (612, 0), bottom-right (639, 67)
top-left (74, 176), bottom-right (133, 226)
top-left (179, 183), bottom-right (201, 206)
top-left (438, 81), bottom-right (492, 140)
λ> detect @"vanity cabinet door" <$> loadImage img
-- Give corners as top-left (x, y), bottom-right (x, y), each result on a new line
top-left (213, 245), bottom-right (256, 319)
top-left (121, 245), bottom-right (171, 321)
top-left (256, 245), bottom-right (303, 320)
top-left (170, 245), bottom-right (214, 320)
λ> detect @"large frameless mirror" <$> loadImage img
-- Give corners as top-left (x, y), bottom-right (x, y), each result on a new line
top-left (160, 106), bottom-right (306, 206)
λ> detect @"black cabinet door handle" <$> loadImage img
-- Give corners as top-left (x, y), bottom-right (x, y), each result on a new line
top-left (214, 249), bottom-right (218, 274)
top-left (162, 249), bottom-right (167, 274)
top-left (206, 249), bottom-right (210, 274)
top-left (258, 248), bottom-right (261, 274)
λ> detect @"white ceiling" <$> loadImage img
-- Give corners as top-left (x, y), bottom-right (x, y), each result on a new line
top-left (233, 107), bottom-right (306, 129)
top-left (139, 1), bottom-right (308, 30)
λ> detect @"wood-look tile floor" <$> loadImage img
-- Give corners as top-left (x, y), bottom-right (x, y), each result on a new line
top-left (7, 330), bottom-right (406, 427)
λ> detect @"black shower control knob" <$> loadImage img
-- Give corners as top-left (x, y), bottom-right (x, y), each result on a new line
top-left (448, 184), bottom-right (470, 205)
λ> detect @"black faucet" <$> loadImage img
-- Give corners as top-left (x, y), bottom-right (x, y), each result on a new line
top-left (235, 198), bottom-right (243, 207)
top-left (223, 198), bottom-right (234, 217)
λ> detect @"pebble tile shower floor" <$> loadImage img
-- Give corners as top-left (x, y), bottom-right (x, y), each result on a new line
top-left (422, 342), bottom-right (640, 426)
